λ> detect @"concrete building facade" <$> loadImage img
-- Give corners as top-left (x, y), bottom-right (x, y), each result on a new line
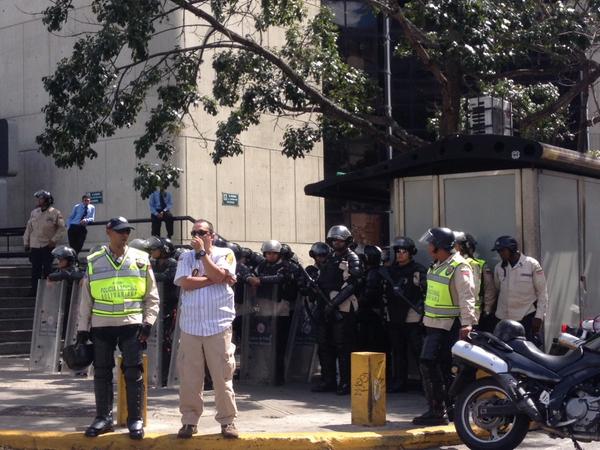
top-left (0, 0), bottom-right (325, 257)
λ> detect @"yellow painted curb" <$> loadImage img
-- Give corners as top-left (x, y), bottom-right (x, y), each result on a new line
top-left (0, 426), bottom-right (460, 450)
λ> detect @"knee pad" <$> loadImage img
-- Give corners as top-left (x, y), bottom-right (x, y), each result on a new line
top-left (93, 365), bottom-right (113, 382)
top-left (418, 359), bottom-right (437, 381)
top-left (123, 364), bottom-right (143, 383)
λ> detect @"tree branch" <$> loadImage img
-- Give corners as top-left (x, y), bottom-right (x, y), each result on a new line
top-left (364, 0), bottom-right (448, 89)
top-left (170, 0), bottom-right (427, 150)
top-left (521, 62), bottom-right (600, 129)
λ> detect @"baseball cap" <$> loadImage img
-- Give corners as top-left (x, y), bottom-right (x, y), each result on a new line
top-left (106, 217), bottom-right (135, 231)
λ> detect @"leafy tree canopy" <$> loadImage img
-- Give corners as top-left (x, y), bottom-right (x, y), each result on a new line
top-left (38, 0), bottom-right (423, 197)
top-left (38, 0), bottom-right (600, 197)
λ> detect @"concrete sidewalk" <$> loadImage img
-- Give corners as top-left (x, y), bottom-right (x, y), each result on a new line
top-left (0, 355), bottom-right (460, 449)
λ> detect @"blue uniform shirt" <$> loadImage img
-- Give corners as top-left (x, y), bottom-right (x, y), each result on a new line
top-left (67, 203), bottom-right (96, 229)
top-left (149, 190), bottom-right (174, 215)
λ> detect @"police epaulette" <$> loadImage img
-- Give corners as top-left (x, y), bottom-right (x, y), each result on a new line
top-left (87, 249), bottom-right (106, 262)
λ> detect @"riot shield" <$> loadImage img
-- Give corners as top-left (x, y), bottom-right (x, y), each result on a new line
top-left (284, 294), bottom-right (319, 383)
top-left (63, 280), bottom-right (82, 347)
top-left (240, 284), bottom-right (279, 384)
top-left (166, 295), bottom-right (182, 387)
top-left (146, 282), bottom-right (164, 388)
top-left (29, 279), bottom-right (68, 372)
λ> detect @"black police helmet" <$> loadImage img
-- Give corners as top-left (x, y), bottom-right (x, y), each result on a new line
top-left (419, 227), bottom-right (455, 252)
top-left (62, 343), bottom-right (94, 371)
top-left (455, 232), bottom-right (477, 254)
top-left (280, 243), bottom-right (294, 260)
top-left (161, 238), bottom-right (175, 257)
top-left (213, 235), bottom-right (227, 247)
top-left (129, 238), bottom-right (150, 253)
top-left (147, 236), bottom-right (163, 251)
top-left (491, 235), bottom-right (518, 253)
top-left (493, 319), bottom-right (526, 342)
top-left (51, 245), bottom-right (77, 262)
top-left (261, 240), bottom-right (282, 254)
top-left (326, 225), bottom-right (353, 244)
top-left (240, 247), bottom-right (253, 259)
top-left (392, 236), bottom-right (417, 256)
top-left (309, 242), bottom-right (330, 258)
top-left (34, 190), bottom-right (54, 205)
top-left (363, 245), bottom-right (382, 266)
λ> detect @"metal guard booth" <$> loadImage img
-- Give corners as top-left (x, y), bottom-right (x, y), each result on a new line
top-left (305, 134), bottom-right (600, 345)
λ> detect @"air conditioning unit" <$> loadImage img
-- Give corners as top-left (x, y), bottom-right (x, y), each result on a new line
top-left (467, 96), bottom-right (513, 136)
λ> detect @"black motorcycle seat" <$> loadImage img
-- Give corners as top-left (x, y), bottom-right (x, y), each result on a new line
top-left (509, 338), bottom-right (583, 371)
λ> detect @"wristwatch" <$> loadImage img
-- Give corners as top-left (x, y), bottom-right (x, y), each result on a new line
top-left (197, 250), bottom-right (207, 257)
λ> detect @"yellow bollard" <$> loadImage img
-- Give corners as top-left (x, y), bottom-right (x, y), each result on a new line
top-left (351, 352), bottom-right (386, 426)
top-left (116, 354), bottom-right (148, 426)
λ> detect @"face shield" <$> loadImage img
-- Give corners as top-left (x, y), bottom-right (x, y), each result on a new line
top-left (418, 229), bottom-right (435, 244)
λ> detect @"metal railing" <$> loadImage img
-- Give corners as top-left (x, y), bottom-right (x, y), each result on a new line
top-left (0, 215), bottom-right (197, 258)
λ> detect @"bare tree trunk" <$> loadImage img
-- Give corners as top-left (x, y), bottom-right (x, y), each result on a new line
top-left (440, 65), bottom-right (462, 136)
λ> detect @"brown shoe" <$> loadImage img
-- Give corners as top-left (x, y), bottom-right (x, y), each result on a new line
top-left (221, 423), bottom-right (239, 439)
top-left (177, 424), bottom-right (198, 439)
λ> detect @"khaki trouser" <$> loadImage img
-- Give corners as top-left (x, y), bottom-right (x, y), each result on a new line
top-left (178, 328), bottom-right (238, 426)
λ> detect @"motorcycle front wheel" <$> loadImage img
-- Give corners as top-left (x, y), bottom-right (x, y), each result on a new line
top-left (454, 378), bottom-right (530, 450)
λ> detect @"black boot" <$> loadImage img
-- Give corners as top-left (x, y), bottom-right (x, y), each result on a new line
top-left (412, 381), bottom-right (448, 426)
top-left (337, 352), bottom-right (351, 396)
top-left (85, 378), bottom-right (114, 437)
top-left (85, 414), bottom-right (114, 437)
top-left (126, 376), bottom-right (145, 439)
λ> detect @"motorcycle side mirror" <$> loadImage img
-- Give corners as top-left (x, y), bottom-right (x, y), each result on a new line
top-left (593, 315), bottom-right (600, 333)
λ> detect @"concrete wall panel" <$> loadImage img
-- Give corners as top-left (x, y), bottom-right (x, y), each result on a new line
top-left (244, 148), bottom-right (271, 242)
top-left (270, 151), bottom-right (295, 243)
top-left (0, 24), bottom-right (24, 117)
top-left (216, 154), bottom-right (245, 241)
top-left (295, 155), bottom-right (322, 244)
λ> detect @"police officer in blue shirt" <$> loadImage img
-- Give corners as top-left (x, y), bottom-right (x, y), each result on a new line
top-left (67, 194), bottom-right (96, 254)
top-left (149, 186), bottom-right (174, 238)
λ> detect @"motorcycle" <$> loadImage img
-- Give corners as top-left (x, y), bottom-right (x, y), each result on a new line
top-left (449, 317), bottom-right (600, 450)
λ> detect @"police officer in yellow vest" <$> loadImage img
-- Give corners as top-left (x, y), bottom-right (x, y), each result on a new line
top-left (412, 227), bottom-right (477, 426)
top-left (76, 217), bottom-right (159, 440)
top-left (453, 231), bottom-right (495, 326)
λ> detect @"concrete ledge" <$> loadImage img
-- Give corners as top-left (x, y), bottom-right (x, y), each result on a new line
top-left (0, 427), bottom-right (460, 450)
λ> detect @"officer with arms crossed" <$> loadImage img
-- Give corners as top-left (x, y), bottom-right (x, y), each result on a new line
top-left (76, 217), bottom-right (159, 439)
top-left (486, 235), bottom-right (548, 342)
top-left (413, 227), bottom-right (477, 426)
top-left (312, 225), bottom-right (363, 395)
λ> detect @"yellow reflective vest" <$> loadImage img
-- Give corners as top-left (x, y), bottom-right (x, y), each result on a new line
top-left (465, 256), bottom-right (485, 312)
top-left (87, 247), bottom-right (149, 318)
top-left (424, 258), bottom-right (462, 319)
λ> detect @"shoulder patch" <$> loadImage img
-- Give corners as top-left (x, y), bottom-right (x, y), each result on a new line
top-left (445, 265), bottom-right (456, 276)
top-left (226, 252), bottom-right (234, 264)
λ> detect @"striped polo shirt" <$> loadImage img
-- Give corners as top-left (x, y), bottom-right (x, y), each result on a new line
top-left (174, 247), bottom-right (236, 336)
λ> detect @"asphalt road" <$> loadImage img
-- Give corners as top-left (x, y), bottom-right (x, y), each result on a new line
top-left (435, 431), bottom-right (600, 450)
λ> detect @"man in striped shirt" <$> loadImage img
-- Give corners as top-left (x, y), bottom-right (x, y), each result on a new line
top-left (174, 219), bottom-right (239, 439)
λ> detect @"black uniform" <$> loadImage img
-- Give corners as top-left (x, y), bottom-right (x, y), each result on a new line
top-left (379, 260), bottom-right (426, 392)
top-left (251, 259), bottom-right (296, 384)
top-left (357, 265), bottom-right (386, 352)
top-left (315, 249), bottom-right (363, 394)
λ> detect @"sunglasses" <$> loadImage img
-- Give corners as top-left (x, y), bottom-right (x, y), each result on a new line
top-left (191, 229), bottom-right (209, 237)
